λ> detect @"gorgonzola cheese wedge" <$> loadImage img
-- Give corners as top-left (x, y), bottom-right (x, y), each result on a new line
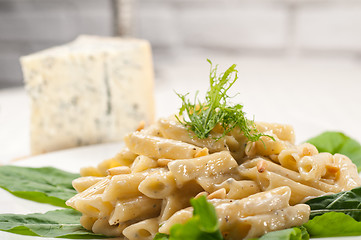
top-left (21, 35), bottom-right (155, 154)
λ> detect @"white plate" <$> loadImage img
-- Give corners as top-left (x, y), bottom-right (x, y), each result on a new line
top-left (0, 142), bottom-right (121, 240)
top-left (0, 142), bottom-right (360, 240)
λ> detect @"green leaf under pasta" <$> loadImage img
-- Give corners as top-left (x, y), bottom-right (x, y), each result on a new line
top-left (0, 209), bottom-right (109, 238)
top-left (304, 212), bottom-right (361, 237)
top-left (306, 131), bottom-right (361, 171)
top-left (305, 186), bottom-right (361, 220)
top-left (154, 233), bottom-right (170, 240)
top-left (250, 226), bottom-right (309, 240)
top-left (0, 165), bottom-right (79, 208)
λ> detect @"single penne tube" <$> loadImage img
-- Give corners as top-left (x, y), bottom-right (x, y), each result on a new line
top-left (297, 143), bottom-right (319, 157)
top-left (297, 153), bottom-right (333, 181)
top-left (80, 166), bottom-right (102, 177)
top-left (159, 181), bottom-right (203, 222)
top-left (255, 122), bottom-right (295, 143)
top-left (122, 217), bottom-right (160, 240)
top-left (124, 131), bottom-right (204, 159)
top-left (197, 172), bottom-right (241, 193)
top-left (245, 134), bottom-right (289, 157)
top-left (215, 179), bottom-right (260, 200)
top-left (138, 169), bottom-right (177, 199)
top-left (72, 176), bottom-right (105, 192)
top-left (168, 151), bottom-right (238, 186)
top-left (102, 171), bottom-right (149, 203)
top-left (277, 143), bottom-right (318, 171)
top-left (278, 148), bottom-right (300, 171)
top-left (112, 147), bottom-right (139, 167)
top-left (214, 186), bottom-right (292, 217)
top-left (159, 208), bottom-right (193, 234)
top-left (92, 217), bottom-right (128, 237)
top-left (158, 117), bottom-right (228, 153)
top-left (108, 196), bottom-right (161, 224)
top-left (74, 194), bottom-right (113, 218)
top-left (334, 153), bottom-right (361, 190)
top-left (131, 155), bottom-right (158, 173)
top-left (79, 215), bottom-right (97, 231)
top-left (66, 177), bottom-right (111, 210)
top-left (207, 188), bottom-right (227, 199)
top-left (157, 158), bottom-right (172, 167)
top-left (107, 166), bottom-right (131, 176)
top-left (97, 158), bottom-right (123, 176)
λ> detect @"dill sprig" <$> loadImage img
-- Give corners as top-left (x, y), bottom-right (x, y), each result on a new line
top-left (176, 59), bottom-right (268, 142)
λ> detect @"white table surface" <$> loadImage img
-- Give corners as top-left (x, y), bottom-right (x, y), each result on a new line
top-left (1, 56), bottom-right (361, 163)
top-left (0, 56), bottom-right (361, 240)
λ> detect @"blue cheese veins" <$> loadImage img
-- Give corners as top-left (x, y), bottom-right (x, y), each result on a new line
top-left (21, 35), bottom-right (155, 154)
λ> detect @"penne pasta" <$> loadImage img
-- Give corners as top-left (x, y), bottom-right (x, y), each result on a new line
top-left (67, 117), bottom-right (361, 240)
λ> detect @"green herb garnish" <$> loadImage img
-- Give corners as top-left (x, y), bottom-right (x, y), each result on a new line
top-left (153, 195), bottom-right (223, 240)
top-left (176, 59), bottom-right (268, 142)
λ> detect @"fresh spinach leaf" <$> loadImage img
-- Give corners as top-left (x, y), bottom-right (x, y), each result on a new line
top-left (305, 186), bottom-right (361, 220)
top-left (303, 186), bottom-right (361, 237)
top-left (0, 166), bottom-right (79, 208)
top-left (190, 196), bottom-right (219, 233)
top-left (0, 209), bottom-right (109, 238)
top-left (250, 226), bottom-right (309, 240)
top-left (304, 212), bottom-right (361, 237)
top-left (154, 196), bottom-right (223, 240)
top-left (154, 233), bottom-right (170, 240)
top-left (306, 131), bottom-right (361, 171)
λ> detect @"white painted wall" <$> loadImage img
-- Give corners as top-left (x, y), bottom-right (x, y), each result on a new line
top-left (1, 0), bottom-right (361, 88)
top-left (0, 0), bottom-right (113, 88)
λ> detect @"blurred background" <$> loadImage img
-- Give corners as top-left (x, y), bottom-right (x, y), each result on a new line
top-left (1, 0), bottom-right (361, 161)
top-left (1, 0), bottom-right (361, 88)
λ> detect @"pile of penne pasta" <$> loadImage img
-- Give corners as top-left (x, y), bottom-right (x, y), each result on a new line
top-left (66, 117), bottom-right (361, 240)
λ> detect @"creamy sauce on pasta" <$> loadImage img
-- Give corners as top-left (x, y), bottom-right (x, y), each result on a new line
top-left (66, 118), bottom-right (361, 240)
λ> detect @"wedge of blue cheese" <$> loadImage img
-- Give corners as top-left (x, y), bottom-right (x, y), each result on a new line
top-left (21, 35), bottom-right (155, 154)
